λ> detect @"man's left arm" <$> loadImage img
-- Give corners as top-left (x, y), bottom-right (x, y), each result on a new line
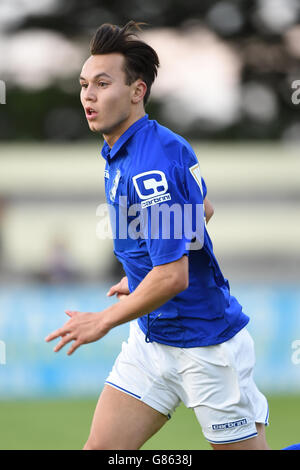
top-left (45, 255), bottom-right (188, 355)
top-left (204, 197), bottom-right (214, 224)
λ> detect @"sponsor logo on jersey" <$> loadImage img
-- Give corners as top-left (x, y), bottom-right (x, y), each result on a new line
top-left (212, 418), bottom-right (248, 431)
top-left (141, 193), bottom-right (171, 208)
top-left (104, 169), bottom-right (109, 179)
top-left (132, 170), bottom-right (171, 208)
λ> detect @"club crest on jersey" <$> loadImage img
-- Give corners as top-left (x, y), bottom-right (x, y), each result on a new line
top-left (109, 169), bottom-right (121, 202)
top-left (132, 170), bottom-right (171, 208)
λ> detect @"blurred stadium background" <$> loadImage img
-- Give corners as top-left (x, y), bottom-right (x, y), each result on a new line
top-left (0, 0), bottom-right (300, 450)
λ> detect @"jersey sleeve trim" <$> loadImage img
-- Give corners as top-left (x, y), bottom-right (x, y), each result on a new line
top-left (151, 248), bottom-right (189, 267)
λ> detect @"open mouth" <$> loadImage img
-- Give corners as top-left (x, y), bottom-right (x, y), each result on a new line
top-left (85, 107), bottom-right (98, 120)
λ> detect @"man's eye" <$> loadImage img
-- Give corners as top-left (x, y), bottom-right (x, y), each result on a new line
top-left (81, 83), bottom-right (88, 88)
top-left (98, 82), bottom-right (108, 87)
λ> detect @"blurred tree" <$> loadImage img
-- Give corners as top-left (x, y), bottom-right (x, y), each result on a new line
top-left (1, 0), bottom-right (300, 141)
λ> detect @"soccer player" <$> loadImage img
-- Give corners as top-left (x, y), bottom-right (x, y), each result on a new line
top-left (45, 21), bottom-right (272, 450)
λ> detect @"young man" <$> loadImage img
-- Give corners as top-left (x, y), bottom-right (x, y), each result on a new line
top-left (45, 21), bottom-right (271, 450)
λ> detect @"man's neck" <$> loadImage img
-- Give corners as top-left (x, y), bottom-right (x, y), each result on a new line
top-left (103, 109), bottom-right (146, 148)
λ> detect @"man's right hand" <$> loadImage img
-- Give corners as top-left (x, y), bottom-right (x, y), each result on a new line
top-left (106, 276), bottom-right (130, 300)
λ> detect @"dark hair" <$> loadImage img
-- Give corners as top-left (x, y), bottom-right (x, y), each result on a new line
top-left (90, 21), bottom-right (159, 105)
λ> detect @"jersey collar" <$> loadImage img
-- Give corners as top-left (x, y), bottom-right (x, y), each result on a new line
top-left (101, 114), bottom-right (149, 161)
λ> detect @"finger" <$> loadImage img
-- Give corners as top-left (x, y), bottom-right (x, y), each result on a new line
top-left (53, 333), bottom-right (76, 353)
top-left (67, 340), bottom-right (81, 356)
top-left (45, 327), bottom-right (71, 342)
top-left (106, 284), bottom-right (120, 297)
top-left (65, 310), bottom-right (79, 318)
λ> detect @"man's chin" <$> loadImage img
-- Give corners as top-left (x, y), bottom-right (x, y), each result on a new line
top-left (88, 122), bottom-right (111, 135)
top-left (88, 122), bottom-right (101, 133)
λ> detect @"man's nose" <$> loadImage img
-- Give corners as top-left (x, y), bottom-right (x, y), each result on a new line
top-left (85, 87), bottom-right (97, 102)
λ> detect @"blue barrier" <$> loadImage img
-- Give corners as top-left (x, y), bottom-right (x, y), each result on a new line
top-left (0, 283), bottom-right (299, 398)
top-left (234, 283), bottom-right (300, 394)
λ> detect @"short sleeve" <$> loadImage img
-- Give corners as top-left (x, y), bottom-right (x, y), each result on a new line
top-left (129, 144), bottom-right (205, 266)
top-left (201, 177), bottom-right (207, 199)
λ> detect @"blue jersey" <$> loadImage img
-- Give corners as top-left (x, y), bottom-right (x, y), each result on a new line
top-left (101, 114), bottom-right (249, 347)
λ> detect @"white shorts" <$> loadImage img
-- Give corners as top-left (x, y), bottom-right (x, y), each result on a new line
top-left (105, 320), bottom-right (269, 444)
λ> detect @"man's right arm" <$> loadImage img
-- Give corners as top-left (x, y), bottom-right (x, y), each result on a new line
top-left (108, 197), bottom-right (214, 300)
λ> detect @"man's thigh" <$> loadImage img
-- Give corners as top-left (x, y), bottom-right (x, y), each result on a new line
top-left (187, 329), bottom-right (269, 446)
top-left (84, 384), bottom-right (168, 450)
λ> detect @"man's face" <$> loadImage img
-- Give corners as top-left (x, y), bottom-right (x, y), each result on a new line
top-left (79, 53), bottom-right (133, 135)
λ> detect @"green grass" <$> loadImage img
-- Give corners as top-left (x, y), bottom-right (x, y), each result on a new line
top-left (0, 395), bottom-right (298, 450)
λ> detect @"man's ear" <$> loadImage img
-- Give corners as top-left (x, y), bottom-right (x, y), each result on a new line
top-left (131, 79), bottom-right (147, 104)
